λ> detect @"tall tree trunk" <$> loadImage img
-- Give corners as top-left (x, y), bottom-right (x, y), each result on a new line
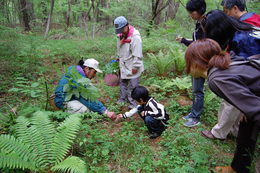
top-left (100, 0), bottom-right (110, 28)
top-left (147, 0), bottom-right (170, 36)
top-left (154, 0), bottom-right (163, 25)
top-left (20, 0), bottom-right (31, 31)
top-left (165, 0), bottom-right (179, 21)
top-left (44, 0), bottom-right (54, 39)
top-left (40, 1), bottom-right (48, 26)
top-left (66, 0), bottom-right (72, 29)
top-left (0, 0), bottom-right (5, 24)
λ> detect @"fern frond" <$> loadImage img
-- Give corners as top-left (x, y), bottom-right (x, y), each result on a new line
top-left (15, 114), bottom-right (53, 168)
top-left (51, 114), bottom-right (82, 164)
top-left (51, 156), bottom-right (87, 173)
top-left (0, 152), bottom-right (37, 171)
top-left (0, 135), bottom-right (37, 168)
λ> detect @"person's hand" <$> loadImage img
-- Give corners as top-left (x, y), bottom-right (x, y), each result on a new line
top-left (132, 68), bottom-right (138, 74)
top-left (115, 114), bottom-right (123, 122)
top-left (117, 114), bottom-right (123, 118)
top-left (140, 112), bottom-right (145, 117)
top-left (175, 36), bottom-right (183, 43)
top-left (106, 111), bottom-right (117, 120)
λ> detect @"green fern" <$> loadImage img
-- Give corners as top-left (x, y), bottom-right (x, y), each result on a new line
top-left (148, 50), bottom-right (175, 76)
top-left (51, 156), bottom-right (87, 173)
top-left (0, 110), bottom-right (87, 173)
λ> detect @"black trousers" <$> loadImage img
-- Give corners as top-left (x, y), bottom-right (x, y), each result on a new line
top-left (231, 120), bottom-right (259, 173)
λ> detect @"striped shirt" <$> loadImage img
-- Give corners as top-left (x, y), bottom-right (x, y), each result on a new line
top-left (123, 98), bottom-right (169, 120)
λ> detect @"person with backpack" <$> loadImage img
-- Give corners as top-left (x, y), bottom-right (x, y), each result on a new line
top-left (191, 9), bottom-right (259, 173)
top-left (201, 0), bottom-right (260, 140)
top-left (175, 0), bottom-right (207, 128)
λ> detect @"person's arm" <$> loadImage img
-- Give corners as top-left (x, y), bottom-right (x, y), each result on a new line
top-left (121, 106), bottom-right (141, 118)
top-left (180, 38), bottom-right (193, 47)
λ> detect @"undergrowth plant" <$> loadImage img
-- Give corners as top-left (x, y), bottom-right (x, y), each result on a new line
top-left (148, 50), bottom-right (175, 76)
top-left (8, 77), bottom-right (43, 98)
top-left (63, 66), bottom-right (100, 102)
top-left (0, 110), bottom-right (87, 173)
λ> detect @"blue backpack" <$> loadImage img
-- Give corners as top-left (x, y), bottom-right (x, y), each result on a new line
top-left (230, 30), bottom-right (260, 59)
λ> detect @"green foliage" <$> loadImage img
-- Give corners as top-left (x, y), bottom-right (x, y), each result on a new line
top-left (63, 66), bottom-right (100, 102)
top-left (103, 60), bottom-right (119, 74)
top-left (172, 76), bottom-right (192, 90)
top-left (51, 156), bottom-right (87, 173)
top-left (170, 47), bottom-right (186, 73)
top-left (8, 77), bottom-right (43, 98)
top-left (148, 50), bottom-right (175, 76)
top-left (0, 110), bottom-right (86, 173)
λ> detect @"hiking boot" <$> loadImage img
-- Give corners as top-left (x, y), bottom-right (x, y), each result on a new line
top-left (182, 113), bottom-right (193, 120)
top-left (183, 118), bottom-right (200, 127)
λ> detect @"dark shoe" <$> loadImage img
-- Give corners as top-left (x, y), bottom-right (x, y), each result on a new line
top-left (182, 113), bottom-right (193, 120)
top-left (201, 130), bottom-right (225, 141)
top-left (183, 118), bottom-right (200, 127)
top-left (149, 132), bottom-right (160, 139)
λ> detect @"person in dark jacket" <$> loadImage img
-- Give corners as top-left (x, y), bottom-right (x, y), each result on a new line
top-left (54, 58), bottom-right (116, 118)
top-left (185, 38), bottom-right (260, 173)
top-left (176, 0), bottom-right (206, 127)
top-left (202, 1), bottom-right (260, 140)
top-left (117, 86), bottom-right (169, 139)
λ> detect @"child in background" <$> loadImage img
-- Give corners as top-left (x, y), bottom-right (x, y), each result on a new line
top-left (117, 86), bottom-right (169, 139)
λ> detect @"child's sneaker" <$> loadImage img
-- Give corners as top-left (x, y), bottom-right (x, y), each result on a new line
top-left (182, 113), bottom-right (193, 120)
top-left (183, 118), bottom-right (200, 127)
top-left (149, 132), bottom-right (160, 139)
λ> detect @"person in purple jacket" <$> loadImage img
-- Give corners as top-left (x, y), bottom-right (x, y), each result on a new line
top-left (176, 0), bottom-right (206, 127)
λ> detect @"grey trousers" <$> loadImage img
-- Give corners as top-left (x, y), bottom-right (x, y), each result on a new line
top-left (119, 77), bottom-right (139, 107)
top-left (256, 158), bottom-right (260, 173)
top-left (211, 100), bottom-right (243, 139)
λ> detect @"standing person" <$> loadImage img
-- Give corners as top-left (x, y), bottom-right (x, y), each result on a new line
top-left (191, 9), bottom-right (259, 173)
top-left (185, 38), bottom-right (260, 173)
top-left (113, 16), bottom-right (144, 109)
top-left (222, 0), bottom-right (260, 27)
top-left (117, 86), bottom-right (169, 139)
top-left (201, 4), bottom-right (260, 140)
top-left (54, 58), bottom-right (116, 118)
top-left (175, 0), bottom-right (206, 127)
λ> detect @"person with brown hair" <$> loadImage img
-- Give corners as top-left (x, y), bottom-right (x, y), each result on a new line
top-left (185, 38), bottom-right (260, 173)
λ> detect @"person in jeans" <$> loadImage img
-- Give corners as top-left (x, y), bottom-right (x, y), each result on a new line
top-left (176, 0), bottom-right (206, 127)
top-left (201, 0), bottom-right (260, 140)
top-left (117, 86), bottom-right (169, 139)
top-left (187, 9), bottom-right (259, 173)
top-left (185, 38), bottom-right (260, 173)
top-left (114, 16), bottom-right (144, 109)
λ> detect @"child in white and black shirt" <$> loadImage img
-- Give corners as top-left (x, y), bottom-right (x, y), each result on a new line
top-left (117, 86), bottom-right (169, 139)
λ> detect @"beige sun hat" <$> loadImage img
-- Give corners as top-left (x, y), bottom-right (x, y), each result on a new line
top-left (83, 58), bottom-right (102, 73)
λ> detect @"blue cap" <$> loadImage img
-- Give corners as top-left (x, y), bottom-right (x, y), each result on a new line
top-left (114, 16), bottom-right (128, 34)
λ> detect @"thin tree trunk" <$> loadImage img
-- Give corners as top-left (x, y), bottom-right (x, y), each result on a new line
top-left (20, 0), bottom-right (31, 31)
top-left (166, 0), bottom-right (179, 21)
top-left (66, 0), bottom-right (72, 29)
top-left (44, 0), bottom-right (54, 39)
